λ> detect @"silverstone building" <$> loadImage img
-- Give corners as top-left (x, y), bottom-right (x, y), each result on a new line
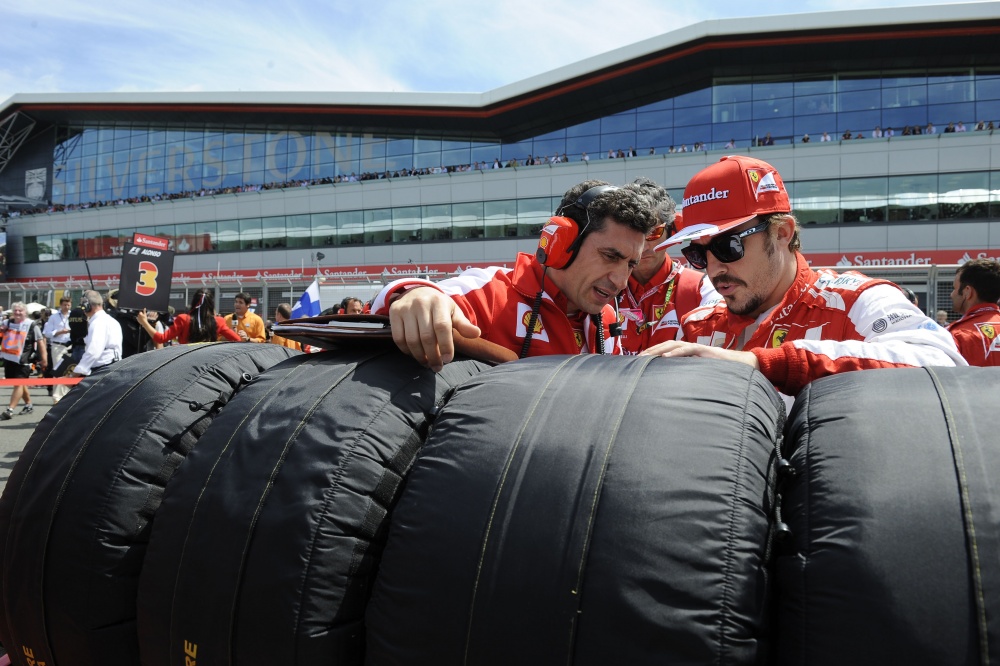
top-left (1, 2), bottom-right (999, 316)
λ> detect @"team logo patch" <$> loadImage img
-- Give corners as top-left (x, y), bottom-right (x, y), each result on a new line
top-left (653, 305), bottom-right (665, 321)
top-left (539, 236), bottom-right (550, 250)
top-left (574, 330), bottom-right (585, 349)
top-left (749, 170), bottom-right (780, 200)
top-left (515, 302), bottom-right (549, 342)
top-left (651, 308), bottom-right (679, 334)
top-left (522, 310), bottom-right (543, 334)
top-left (872, 318), bottom-right (888, 333)
top-left (770, 327), bottom-right (789, 347)
top-left (976, 322), bottom-right (999, 356)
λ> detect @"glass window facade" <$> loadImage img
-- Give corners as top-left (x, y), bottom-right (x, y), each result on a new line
top-left (21, 171), bottom-right (1000, 263)
top-left (47, 67), bottom-right (1000, 208)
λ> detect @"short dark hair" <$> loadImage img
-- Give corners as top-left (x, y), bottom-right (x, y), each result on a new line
top-left (276, 303), bottom-right (292, 319)
top-left (630, 177), bottom-right (676, 228)
top-left (340, 297), bottom-right (362, 311)
top-left (556, 180), bottom-right (656, 240)
top-left (958, 258), bottom-right (1000, 304)
top-left (234, 292), bottom-right (251, 304)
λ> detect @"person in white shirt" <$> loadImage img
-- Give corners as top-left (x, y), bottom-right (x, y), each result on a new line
top-left (956, 121), bottom-right (967, 132)
top-left (72, 290), bottom-right (123, 377)
top-left (43, 296), bottom-right (73, 375)
top-left (872, 126), bottom-right (883, 138)
top-left (42, 297), bottom-right (73, 402)
top-left (820, 132), bottom-right (831, 142)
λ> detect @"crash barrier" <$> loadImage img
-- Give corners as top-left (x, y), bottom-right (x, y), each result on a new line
top-left (0, 378), bottom-right (83, 386)
top-left (0, 343), bottom-right (299, 666)
top-left (137, 350), bottom-right (491, 666)
top-left (366, 355), bottom-right (785, 665)
top-left (775, 366), bottom-right (1000, 666)
top-left (1, 349), bottom-right (998, 666)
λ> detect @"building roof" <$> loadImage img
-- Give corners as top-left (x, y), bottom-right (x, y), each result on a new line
top-left (3, 2), bottom-right (1000, 140)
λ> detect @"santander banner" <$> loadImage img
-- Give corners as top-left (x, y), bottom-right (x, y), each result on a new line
top-left (11, 249), bottom-right (1000, 286)
top-left (803, 248), bottom-right (1000, 267)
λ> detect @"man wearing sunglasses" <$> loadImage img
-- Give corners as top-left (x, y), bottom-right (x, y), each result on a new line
top-left (643, 155), bottom-right (965, 396)
top-left (374, 180), bottom-right (656, 371)
top-left (617, 178), bottom-right (719, 354)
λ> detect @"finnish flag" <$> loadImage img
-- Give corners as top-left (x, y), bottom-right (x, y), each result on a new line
top-left (291, 279), bottom-right (322, 318)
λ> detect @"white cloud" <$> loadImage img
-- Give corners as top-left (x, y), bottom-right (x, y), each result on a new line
top-left (0, 0), bottom-right (975, 103)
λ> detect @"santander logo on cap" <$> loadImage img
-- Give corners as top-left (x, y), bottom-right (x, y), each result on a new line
top-left (655, 155), bottom-right (790, 250)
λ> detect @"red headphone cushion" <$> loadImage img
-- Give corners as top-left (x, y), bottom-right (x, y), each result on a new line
top-left (536, 216), bottom-right (579, 269)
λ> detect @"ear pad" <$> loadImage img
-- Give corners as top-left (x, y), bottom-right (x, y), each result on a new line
top-left (536, 216), bottom-right (579, 269)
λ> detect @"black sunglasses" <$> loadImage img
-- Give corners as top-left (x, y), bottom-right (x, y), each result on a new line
top-left (681, 219), bottom-right (770, 269)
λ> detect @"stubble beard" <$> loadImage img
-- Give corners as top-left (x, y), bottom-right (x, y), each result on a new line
top-left (725, 231), bottom-right (777, 317)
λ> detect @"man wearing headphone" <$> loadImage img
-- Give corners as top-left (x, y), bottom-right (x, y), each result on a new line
top-left (72, 290), bottom-right (124, 378)
top-left (371, 180), bottom-right (657, 371)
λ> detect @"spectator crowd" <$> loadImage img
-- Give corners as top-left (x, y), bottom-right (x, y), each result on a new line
top-left (4, 118), bottom-right (995, 223)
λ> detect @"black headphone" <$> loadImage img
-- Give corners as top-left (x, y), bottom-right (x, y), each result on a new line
top-left (82, 297), bottom-right (93, 313)
top-left (536, 185), bottom-right (619, 270)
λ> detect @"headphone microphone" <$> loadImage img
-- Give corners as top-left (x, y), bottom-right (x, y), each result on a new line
top-left (609, 291), bottom-right (623, 338)
top-left (82, 298), bottom-right (93, 313)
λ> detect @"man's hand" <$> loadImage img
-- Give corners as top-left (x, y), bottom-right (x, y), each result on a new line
top-left (389, 288), bottom-right (481, 372)
top-left (641, 340), bottom-right (760, 369)
top-left (136, 309), bottom-right (148, 325)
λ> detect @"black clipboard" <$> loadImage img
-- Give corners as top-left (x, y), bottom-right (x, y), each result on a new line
top-left (272, 313), bottom-right (519, 365)
top-left (272, 314), bottom-right (393, 350)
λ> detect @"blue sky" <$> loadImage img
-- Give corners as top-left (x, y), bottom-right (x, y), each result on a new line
top-left (0, 0), bottom-right (965, 103)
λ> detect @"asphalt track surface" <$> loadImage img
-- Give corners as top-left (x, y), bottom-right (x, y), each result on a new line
top-left (0, 387), bottom-right (55, 497)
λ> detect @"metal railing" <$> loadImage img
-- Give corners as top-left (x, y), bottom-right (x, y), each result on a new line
top-left (0, 264), bottom-right (966, 324)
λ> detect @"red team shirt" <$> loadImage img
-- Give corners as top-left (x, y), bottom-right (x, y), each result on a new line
top-left (947, 303), bottom-right (1000, 367)
top-left (373, 253), bottom-right (621, 357)
top-left (680, 253), bottom-right (966, 395)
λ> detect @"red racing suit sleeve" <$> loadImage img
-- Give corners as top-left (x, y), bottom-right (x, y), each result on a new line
top-left (371, 270), bottom-right (502, 332)
top-left (751, 283), bottom-right (967, 395)
top-left (372, 277), bottom-right (445, 315)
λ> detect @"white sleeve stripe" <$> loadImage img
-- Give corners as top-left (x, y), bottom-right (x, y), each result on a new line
top-left (792, 334), bottom-right (964, 367)
top-left (434, 266), bottom-right (511, 296)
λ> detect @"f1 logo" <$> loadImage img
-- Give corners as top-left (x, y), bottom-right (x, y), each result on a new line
top-left (128, 246), bottom-right (141, 255)
top-left (136, 260), bottom-right (158, 296)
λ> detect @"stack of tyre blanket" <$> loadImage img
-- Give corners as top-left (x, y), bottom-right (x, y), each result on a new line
top-left (0, 346), bottom-right (995, 665)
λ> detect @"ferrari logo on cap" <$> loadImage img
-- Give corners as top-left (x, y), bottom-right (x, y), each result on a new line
top-left (749, 170), bottom-right (760, 184)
